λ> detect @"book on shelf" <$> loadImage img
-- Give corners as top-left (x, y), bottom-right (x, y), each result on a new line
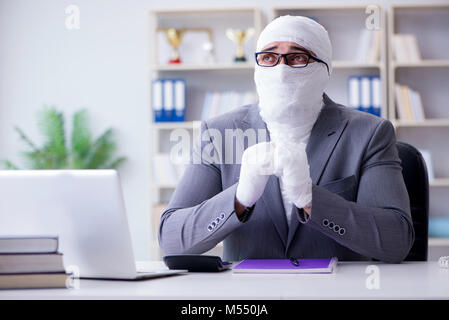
top-left (347, 75), bottom-right (381, 117)
top-left (395, 84), bottom-right (425, 121)
top-left (152, 78), bottom-right (186, 122)
top-left (201, 91), bottom-right (258, 120)
top-left (392, 34), bottom-right (421, 63)
top-left (356, 29), bottom-right (382, 64)
top-left (0, 236), bottom-right (69, 289)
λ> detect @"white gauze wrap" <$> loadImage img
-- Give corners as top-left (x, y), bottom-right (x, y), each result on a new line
top-left (255, 15), bottom-right (332, 135)
top-left (254, 15), bottom-right (333, 218)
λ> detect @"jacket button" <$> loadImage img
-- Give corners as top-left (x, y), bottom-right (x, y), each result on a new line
top-left (211, 221), bottom-right (217, 228)
top-left (219, 212), bottom-right (226, 220)
top-left (215, 217), bottom-right (220, 224)
top-left (328, 222), bottom-right (334, 229)
top-left (322, 219), bottom-right (329, 227)
top-left (334, 225), bottom-right (340, 232)
top-left (207, 225), bottom-right (213, 232)
top-left (339, 228), bottom-right (346, 235)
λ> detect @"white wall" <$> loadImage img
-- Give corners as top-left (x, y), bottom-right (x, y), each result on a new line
top-left (1, 0), bottom-right (447, 260)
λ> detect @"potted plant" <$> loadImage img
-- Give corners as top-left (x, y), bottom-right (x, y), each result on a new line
top-left (1, 107), bottom-right (126, 170)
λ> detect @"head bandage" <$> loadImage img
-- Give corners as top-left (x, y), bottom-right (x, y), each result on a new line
top-left (256, 15), bottom-right (332, 74)
top-left (254, 15), bottom-right (333, 134)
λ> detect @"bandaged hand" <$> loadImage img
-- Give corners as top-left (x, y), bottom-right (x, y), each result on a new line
top-left (236, 142), bottom-right (276, 208)
top-left (274, 141), bottom-right (312, 209)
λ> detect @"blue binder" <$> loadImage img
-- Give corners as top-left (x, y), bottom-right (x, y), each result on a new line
top-left (152, 79), bottom-right (164, 122)
top-left (152, 78), bottom-right (186, 122)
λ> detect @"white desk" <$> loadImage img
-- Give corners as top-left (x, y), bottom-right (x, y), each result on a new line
top-left (1, 262), bottom-right (448, 300)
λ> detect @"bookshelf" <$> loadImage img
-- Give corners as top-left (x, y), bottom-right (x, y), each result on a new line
top-left (148, 7), bottom-right (262, 259)
top-left (388, 3), bottom-right (449, 249)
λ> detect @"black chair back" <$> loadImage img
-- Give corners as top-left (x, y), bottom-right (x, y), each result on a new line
top-left (396, 141), bottom-right (429, 261)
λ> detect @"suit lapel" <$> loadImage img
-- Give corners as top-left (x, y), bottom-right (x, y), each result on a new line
top-left (306, 95), bottom-right (349, 185)
top-left (285, 94), bottom-right (349, 251)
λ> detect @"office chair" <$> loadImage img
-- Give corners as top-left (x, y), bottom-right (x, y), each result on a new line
top-left (396, 141), bottom-right (429, 261)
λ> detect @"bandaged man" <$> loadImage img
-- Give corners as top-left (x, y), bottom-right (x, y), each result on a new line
top-left (159, 16), bottom-right (414, 263)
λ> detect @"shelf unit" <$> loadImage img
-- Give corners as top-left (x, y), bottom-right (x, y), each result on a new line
top-left (388, 3), bottom-right (449, 246)
top-left (272, 5), bottom-right (388, 118)
top-left (148, 7), bottom-right (263, 258)
top-left (147, 5), bottom-right (449, 258)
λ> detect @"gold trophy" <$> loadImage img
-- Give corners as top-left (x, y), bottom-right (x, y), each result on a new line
top-left (226, 28), bottom-right (255, 62)
top-left (157, 27), bottom-right (213, 65)
top-left (165, 28), bottom-right (185, 64)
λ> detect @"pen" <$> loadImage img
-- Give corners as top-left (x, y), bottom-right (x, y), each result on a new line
top-left (289, 256), bottom-right (300, 267)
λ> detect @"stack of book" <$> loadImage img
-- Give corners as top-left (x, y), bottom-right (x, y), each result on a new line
top-left (0, 236), bottom-right (69, 289)
top-left (392, 34), bottom-right (421, 63)
top-left (394, 84), bottom-right (425, 121)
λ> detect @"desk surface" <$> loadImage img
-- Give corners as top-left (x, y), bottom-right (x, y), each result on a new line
top-left (1, 261), bottom-right (448, 300)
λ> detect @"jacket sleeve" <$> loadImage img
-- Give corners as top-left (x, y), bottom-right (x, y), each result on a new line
top-left (296, 119), bottom-right (415, 263)
top-left (158, 121), bottom-right (243, 255)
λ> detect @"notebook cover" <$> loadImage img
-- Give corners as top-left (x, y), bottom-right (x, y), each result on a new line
top-left (232, 258), bottom-right (337, 274)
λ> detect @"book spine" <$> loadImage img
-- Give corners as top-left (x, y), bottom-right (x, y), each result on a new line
top-left (0, 253), bottom-right (65, 274)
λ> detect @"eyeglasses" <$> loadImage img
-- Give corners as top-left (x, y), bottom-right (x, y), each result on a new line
top-left (255, 51), bottom-right (330, 75)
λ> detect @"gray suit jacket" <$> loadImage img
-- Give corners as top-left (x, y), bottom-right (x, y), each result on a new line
top-left (159, 94), bottom-right (415, 263)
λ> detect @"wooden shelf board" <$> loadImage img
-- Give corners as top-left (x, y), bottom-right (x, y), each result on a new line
top-left (392, 3), bottom-right (449, 10)
top-left (332, 61), bottom-right (382, 69)
top-left (393, 60), bottom-right (449, 68)
top-left (150, 63), bottom-right (255, 72)
top-left (151, 7), bottom-right (260, 15)
top-left (429, 237), bottom-right (449, 246)
top-left (152, 183), bottom-right (177, 189)
top-left (273, 5), bottom-right (374, 11)
top-left (152, 121), bottom-right (201, 130)
top-left (393, 119), bottom-right (449, 127)
top-left (430, 178), bottom-right (449, 187)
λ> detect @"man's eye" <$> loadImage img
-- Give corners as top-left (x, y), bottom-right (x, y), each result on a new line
top-left (292, 54), bottom-right (307, 62)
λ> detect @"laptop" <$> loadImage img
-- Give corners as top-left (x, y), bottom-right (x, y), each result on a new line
top-left (0, 170), bottom-right (186, 280)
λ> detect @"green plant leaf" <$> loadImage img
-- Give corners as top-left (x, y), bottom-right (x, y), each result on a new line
top-left (8, 106), bottom-right (126, 170)
top-left (71, 109), bottom-right (92, 169)
top-left (0, 160), bottom-right (20, 170)
top-left (38, 106), bottom-right (68, 169)
top-left (14, 127), bottom-right (39, 152)
top-left (84, 129), bottom-right (117, 169)
top-left (105, 156), bottom-right (127, 169)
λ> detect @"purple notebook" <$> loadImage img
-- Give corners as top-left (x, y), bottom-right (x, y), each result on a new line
top-left (232, 258), bottom-right (338, 274)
